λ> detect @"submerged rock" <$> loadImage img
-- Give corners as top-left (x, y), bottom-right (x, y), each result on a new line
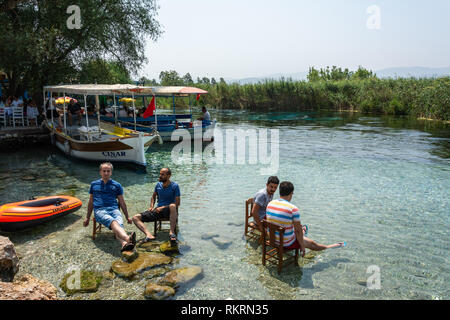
top-left (144, 282), bottom-right (175, 300)
top-left (0, 274), bottom-right (58, 300)
top-left (200, 232), bottom-right (219, 240)
top-left (21, 175), bottom-right (37, 181)
top-left (0, 174), bottom-right (9, 180)
top-left (142, 267), bottom-right (170, 280)
top-left (0, 236), bottom-right (19, 282)
top-left (63, 184), bottom-right (78, 190)
top-left (159, 241), bottom-right (180, 255)
top-left (121, 250), bottom-right (138, 263)
top-left (59, 270), bottom-right (103, 295)
top-left (136, 240), bottom-right (162, 252)
top-left (111, 252), bottom-right (172, 279)
top-left (158, 266), bottom-right (203, 288)
top-left (211, 237), bottom-right (232, 250)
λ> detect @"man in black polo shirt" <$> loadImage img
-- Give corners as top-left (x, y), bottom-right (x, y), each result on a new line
top-left (68, 99), bottom-right (82, 126)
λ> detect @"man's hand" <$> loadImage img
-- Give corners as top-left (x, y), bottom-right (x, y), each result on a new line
top-left (126, 217), bottom-right (132, 224)
top-left (83, 217), bottom-right (90, 227)
top-left (299, 241), bottom-right (306, 257)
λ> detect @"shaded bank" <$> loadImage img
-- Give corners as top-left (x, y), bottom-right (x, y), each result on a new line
top-left (194, 77), bottom-right (449, 121)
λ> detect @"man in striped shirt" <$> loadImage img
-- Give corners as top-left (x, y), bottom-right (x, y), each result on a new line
top-left (266, 181), bottom-right (345, 256)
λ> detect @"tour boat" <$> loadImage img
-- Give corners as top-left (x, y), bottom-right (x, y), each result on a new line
top-left (100, 86), bottom-right (216, 142)
top-left (43, 84), bottom-right (163, 167)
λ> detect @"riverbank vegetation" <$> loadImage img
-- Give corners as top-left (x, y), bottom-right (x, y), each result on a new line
top-left (156, 67), bottom-right (450, 121)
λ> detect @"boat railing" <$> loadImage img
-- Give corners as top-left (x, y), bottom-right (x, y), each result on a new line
top-left (115, 119), bottom-right (158, 134)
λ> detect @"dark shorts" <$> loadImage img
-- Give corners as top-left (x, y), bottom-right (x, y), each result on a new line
top-left (140, 206), bottom-right (171, 222)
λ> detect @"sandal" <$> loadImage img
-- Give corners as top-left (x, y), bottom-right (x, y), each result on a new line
top-left (169, 233), bottom-right (177, 247)
top-left (121, 242), bottom-right (135, 252)
top-left (303, 224), bottom-right (308, 236)
top-left (138, 236), bottom-right (155, 244)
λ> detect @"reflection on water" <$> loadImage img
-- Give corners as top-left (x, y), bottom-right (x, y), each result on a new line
top-left (0, 111), bottom-right (448, 300)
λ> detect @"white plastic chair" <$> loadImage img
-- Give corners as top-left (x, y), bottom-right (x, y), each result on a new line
top-left (0, 108), bottom-right (8, 127)
top-left (12, 107), bottom-right (24, 127)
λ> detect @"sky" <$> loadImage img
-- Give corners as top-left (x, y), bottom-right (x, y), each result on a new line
top-left (139, 0), bottom-right (450, 81)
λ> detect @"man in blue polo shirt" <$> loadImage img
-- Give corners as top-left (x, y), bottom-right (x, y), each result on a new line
top-left (83, 162), bottom-right (136, 252)
top-left (132, 167), bottom-right (180, 244)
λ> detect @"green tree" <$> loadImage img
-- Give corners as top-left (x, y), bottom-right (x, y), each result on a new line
top-left (307, 67), bottom-right (320, 82)
top-left (159, 70), bottom-right (183, 86)
top-left (78, 59), bottom-right (132, 84)
top-left (0, 0), bottom-right (161, 102)
top-left (352, 66), bottom-right (376, 80)
top-left (182, 72), bottom-right (194, 85)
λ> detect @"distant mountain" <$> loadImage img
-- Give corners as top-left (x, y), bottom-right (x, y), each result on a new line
top-left (374, 66), bottom-right (450, 79)
top-left (226, 66), bottom-right (450, 84)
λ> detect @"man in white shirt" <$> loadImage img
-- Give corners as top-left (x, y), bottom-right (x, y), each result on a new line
top-left (197, 107), bottom-right (210, 121)
top-left (10, 97), bottom-right (20, 108)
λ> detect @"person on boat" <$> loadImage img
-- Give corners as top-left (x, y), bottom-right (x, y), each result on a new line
top-left (118, 106), bottom-right (128, 118)
top-left (265, 181), bottom-right (345, 257)
top-left (83, 162), bottom-right (136, 252)
top-left (132, 167), bottom-right (180, 245)
top-left (45, 98), bottom-right (63, 128)
top-left (197, 106), bottom-right (211, 122)
top-left (67, 99), bottom-right (82, 126)
top-left (251, 176), bottom-right (279, 232)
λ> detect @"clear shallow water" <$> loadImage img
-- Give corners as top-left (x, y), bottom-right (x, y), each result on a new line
top-left (0, 111), bottom-right (448, 300)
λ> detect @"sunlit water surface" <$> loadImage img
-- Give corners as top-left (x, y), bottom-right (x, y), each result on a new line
top-left (0, 111), bottom-right (448, 300)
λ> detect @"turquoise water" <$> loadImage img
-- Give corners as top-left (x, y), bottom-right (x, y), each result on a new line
top-left (0, 111), bottom-right (449, 300)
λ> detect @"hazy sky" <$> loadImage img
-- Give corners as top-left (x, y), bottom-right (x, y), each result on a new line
top-left (140, 0), bottom-right (450, 81)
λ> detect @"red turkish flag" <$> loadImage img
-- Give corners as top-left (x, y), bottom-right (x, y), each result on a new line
top-left (143, 96), bottom-right (155, 118)
top-left (196, 93), bottom-right (201, 101)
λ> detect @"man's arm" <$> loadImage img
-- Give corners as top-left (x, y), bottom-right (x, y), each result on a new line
top-left (250, 203), bottom-right (263, 231)
top-left (293, 221), bottom-right (305, 257)
top-left (175, 196), bottom-right (180, 208)
top-left (83, 194), bottom-right (94, 227)
top-left (149, 191), bottom-right (157, 211)
top-left (117, 195), bottom-right (131, 224)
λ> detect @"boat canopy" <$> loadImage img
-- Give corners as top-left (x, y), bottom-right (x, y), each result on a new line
top-left (43, 84), bottom-right (155, 95)
top-left (43, 84), bottom-right (207, 97)
top-left (145, 86), bottom-right (208, 97)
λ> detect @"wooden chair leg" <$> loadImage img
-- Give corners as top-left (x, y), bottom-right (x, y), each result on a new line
top-left (277, 246), bottom-right (284, 274)
top-left (92, 219), bottom-right (96, 240)
top-left (92, 218), bottom-right (101, 240)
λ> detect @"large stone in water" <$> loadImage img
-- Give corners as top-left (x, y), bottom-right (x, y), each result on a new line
top-left (136, 240), bottom-right (162, 252)
top-left (158, 266), bottom-right (203, 288)
top-left (0, 236), bottom-right (19, 282)
top-left (0, 274), bottom-right (58, 300)
top-left (159, 241), bottom-right (180, 255)
top-left (144, 282), bottom-right (175, 300)
top-left (59, 270), bottom-right (103, 295)
top-left (111, 252), bottom-right (172, 279)
top-left (121, 250), bottom-right (138, 263)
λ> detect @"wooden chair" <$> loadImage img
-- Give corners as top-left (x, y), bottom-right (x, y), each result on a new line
top-left (92, 217), bottom-right (102, 240)
top-left (262, 219), bottom-right (299, 274)
top-left (244, 198), bottom-right (261, 241)
top-left (153, 210), bottom-right (178, 236)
